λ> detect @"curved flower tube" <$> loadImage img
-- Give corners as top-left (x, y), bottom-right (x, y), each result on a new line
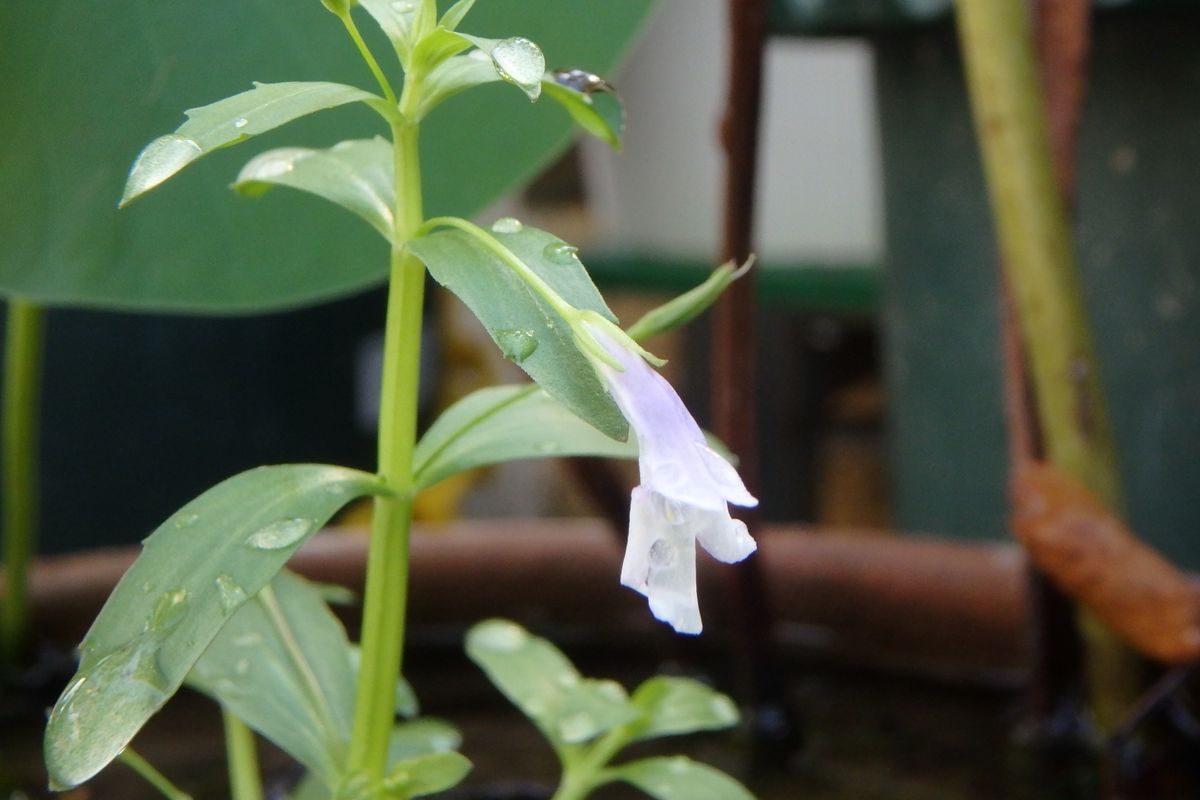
top-left (584, 323), bottom-right (757, 634)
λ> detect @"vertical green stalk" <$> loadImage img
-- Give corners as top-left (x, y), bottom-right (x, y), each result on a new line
top-left (117, 748), bottom-right (194, 800)
top-left (346, 90), bottom-right (426, 782)
top-left (954, 0), bottom-right (1129, 727)
top-left (223, 710), bottom-right (264, 800)
top-left (2, 299), bottom-right (45, 661)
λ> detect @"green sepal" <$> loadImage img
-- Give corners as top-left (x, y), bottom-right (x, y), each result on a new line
top-left (626, 260), bottom-right (749, 341)
top-left (119, 82), bottom-right (381, 207)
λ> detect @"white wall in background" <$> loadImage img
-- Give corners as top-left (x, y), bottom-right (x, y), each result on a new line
top-left (581, 0), bottom-right (884, 266)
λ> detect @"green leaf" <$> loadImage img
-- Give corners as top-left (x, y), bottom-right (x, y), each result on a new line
top-left (408, 223), bottom-right (627, 440)
top-left (358, 0), bottom-right (433, 66)
top-left (625, 260), bottom-right (746, 341)
top-left (234, 138), bottom-right (395, 241)
top-left (120, 82), bottom-right (381, 207)
top-left (0, 0), bottom-right (655, 312)
top-left (187, 570), bottom-right (357, 785)
top-left (419, 34), bottom-right (549, 117)
top-left (440, 0), bottom-right (477, 31)
top-left (412, 384), bottom-right (636, 490)
top-left (43, 464), bottom-right (385, 790)
top-left (540, 78), bottom-right (624, 149)
top-left (466, 620), bottom-right (640, 747)
top-left (382, 751), bottom-right (472, 798)
top-left (410, 27), bottom-right (474, 76)
top-left (627, 677), bottom-right (740, 742)
top-left (609, 756), bottom-right (756, 800)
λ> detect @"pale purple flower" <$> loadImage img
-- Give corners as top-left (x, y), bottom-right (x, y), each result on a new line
top-left (585, 323), bottom-right (758, 634)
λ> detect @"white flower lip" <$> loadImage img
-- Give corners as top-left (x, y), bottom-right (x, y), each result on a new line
top-left (585, 322), bottom-right (758, 635)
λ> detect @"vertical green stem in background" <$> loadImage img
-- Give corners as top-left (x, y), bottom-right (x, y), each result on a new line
top-left (1, 299), bottom-right (46, 661)
top-left (954, 0), bottom-right (1129, 727)
top-left (346, 100), bottom-right (426, 783)
top-left (117, 748), bottom-right (194, 800)
top-left (223, 710), bottom-right (264, 800)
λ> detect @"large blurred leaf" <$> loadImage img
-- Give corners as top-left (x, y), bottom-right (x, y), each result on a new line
top-left (43, 465), bottom-right (384, 789)
top-left (0, 0), bottom-right (654, 313)
top-left (408, 221), bottom-right (627, 439)
top-left (412, 384), bottom-right (636, 490)
top-left (188, 570), bottom-right (358, 786)
top-left (627, 676), bottom-right (740, 742)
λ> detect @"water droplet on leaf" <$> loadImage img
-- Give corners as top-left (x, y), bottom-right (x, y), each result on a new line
top-left (491, 216), bottom-right (523, 234)
top-left (173, 512), bottom-right (199, 528)
top-left (649, 539), bottom-right (676, 568)
top-left (245, 518), bottom-right (312, 550)
top-left (556, 711), bottom-right (597, 742)
top-left (490, 37), bottom-right (546, 100)
top-left (233, 117), bottom-right (248, 129)
top-left (542, 242), bottom-right (579, 264)
top-left (214, 574), bottom-right (248, 613)
top-left (148, 588), bottom-right (189, 633)
top-left (495, 329), bottom-right (538, 363)
top-left (472, 620), bottom-right (527, 652)
top-left (536, 441), bottom-right (559, 454)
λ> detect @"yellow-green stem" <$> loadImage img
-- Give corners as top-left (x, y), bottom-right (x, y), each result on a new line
top-left (954, 0), bottom-right (1130, 728)
top-left (2, 299), bottom-right (45, 661)
top-left (346, 107), bottom-right (425, 784)
top-left (118, 748), bottom-right (194, 800)
top-left (222, 711), bottom-right (263, 800)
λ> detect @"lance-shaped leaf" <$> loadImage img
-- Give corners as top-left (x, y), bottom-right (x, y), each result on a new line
top-left (466, 620), bottom-right (640, 747)
top-left (187, 570), bottom-right (357, 786)
top-left (540, 76), bottom-right (624, 150)
top-left (440, 0), bottom-right (477, 31)
top-left (419, 34), bottom-right (548, 118)
top-left (408, 222), bottom-right (627, 440)
top-left (235, 138), bottom-right (396, 242)
top-left (120, 82), bottom-right (381, 206)
top-left (413, 384), bottom-right (636, 490)
top-left (44, 465), bottom-right (386, 790)
top-left (609, 756), bottom-right (755, 800)
top-left (626, 261), bottom-right (746, 341)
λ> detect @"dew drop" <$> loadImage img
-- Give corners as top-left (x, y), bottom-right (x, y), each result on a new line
top-left (495, 329), bottom-right (538, 363)
top-left (245, 518), bottom-right (312, 550)
top-left (556, 711), bottom-right (597, 743)
top-left (390, 0), bottom-right (414, 11)
top-left (215, 574), bottom-right (248, 613)
top-left (535, 440), bottom-right (559, 454)
top-left (491, 216), bottom-right (523, 234)
top-left (173, 512), bottom-right (199, 529)
top-left (231, 632), bottom-right (263, 648)
top-left (472, 620), bottom-right (527, 652)
top-left (123, 135), bottom-right (202, 201)
top-left (233, 117), bottom-right (248, 129)
top-left (490, 37), bottom-right (546, 100)
top-left (594, 680), bottom-right (627, 702)
top-left (148, 588), bottom-right (189, 634)
top-left (542, 241), bottom-right (579, 264)
top-left (649, 538), bottom-right (676, 568)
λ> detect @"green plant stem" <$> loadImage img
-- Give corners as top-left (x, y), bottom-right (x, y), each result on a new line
top-left (117, 748), bottom-right (194, 800)
top-left (550, 730), bottom-right (626, 800)
top-left (222, 710), bottom-right (264, 800)
top-left (954, 0), bottom-right (1130, 728)
top-left (346, 98), bottom-right (426, 784)
top-left (339, 11), bottom-right (398, 106)
top-left (1, 299), bottom-right (45, 661)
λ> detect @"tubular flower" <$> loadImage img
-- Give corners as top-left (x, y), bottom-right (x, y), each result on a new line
top-left (584, 322), bottom-right (758, 634)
